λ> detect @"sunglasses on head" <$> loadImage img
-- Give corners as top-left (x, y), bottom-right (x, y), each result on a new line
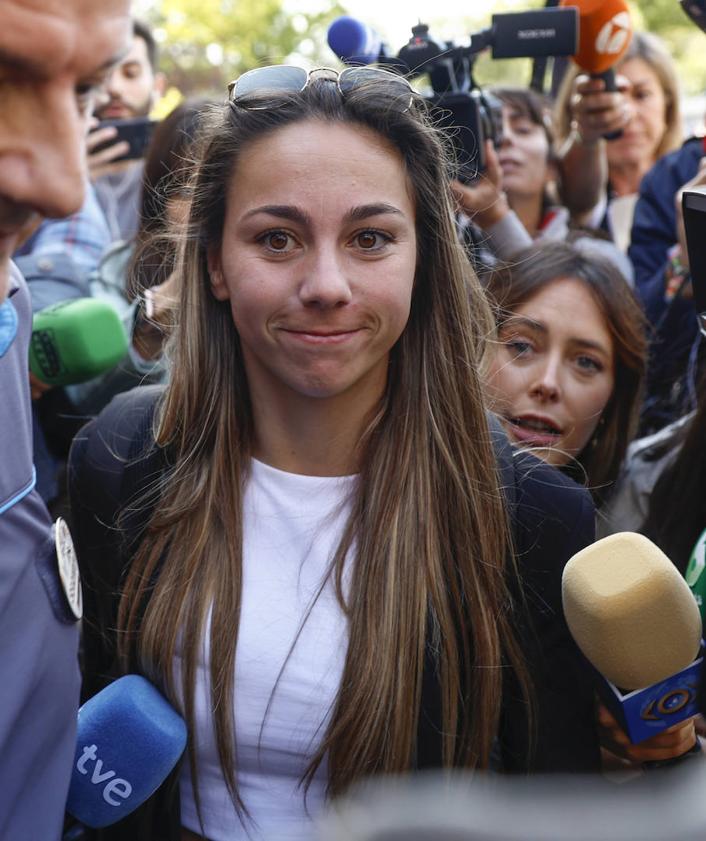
top-left (227, 65), bottom-right (416, 112)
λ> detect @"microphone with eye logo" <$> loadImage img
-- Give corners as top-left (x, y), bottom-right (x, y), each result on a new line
top-left (562, 532), bottom-right (703, 756)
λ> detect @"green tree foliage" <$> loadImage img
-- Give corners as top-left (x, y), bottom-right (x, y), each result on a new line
top-left (632, 0), bottom-right (688, 33)
top-left (143, 0), bottom-right (344, 96)
top-left (631, 0), bottom-right (706, 97)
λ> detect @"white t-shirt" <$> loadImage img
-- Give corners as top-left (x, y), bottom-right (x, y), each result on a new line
top-left (178, 458), bottom-right (356, 840)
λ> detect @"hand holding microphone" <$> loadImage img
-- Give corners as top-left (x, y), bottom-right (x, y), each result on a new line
top-left (562, 532), bottom-right (703, 765)
top-left (597, 702), bottom-right (697, 765)
top-left (567, 73), bottom-right (632, 147)
top-left (560, 0), bottom-right (633, 140)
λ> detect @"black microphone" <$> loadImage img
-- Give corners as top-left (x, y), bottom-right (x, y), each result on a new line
top-left (489, 7), bottom-right (579, 59)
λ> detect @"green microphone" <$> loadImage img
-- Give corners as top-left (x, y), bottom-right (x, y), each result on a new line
top-left (29, 298), bottom-right (129, 386)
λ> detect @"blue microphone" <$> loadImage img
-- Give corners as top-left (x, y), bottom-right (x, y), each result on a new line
top-left (66, 675), bottom-right (187, 828)
top-left (327, 15), bottom-right (388, 64)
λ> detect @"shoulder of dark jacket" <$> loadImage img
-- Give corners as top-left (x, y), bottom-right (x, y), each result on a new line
top-left (641, 136), bottom-right (704, 193)
top-left (69, 384), bottom-right (167, 525)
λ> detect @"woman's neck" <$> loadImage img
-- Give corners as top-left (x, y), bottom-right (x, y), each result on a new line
top-left (609, 160), bottom-right (648, 198)
top-left (509, 192), bottom-right (546, 238)
top-left (248, 374), bottom-right (386, 477)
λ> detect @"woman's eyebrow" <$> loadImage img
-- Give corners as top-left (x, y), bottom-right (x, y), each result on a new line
top-left (568, 337), bottom-right (611, 356)
top-left (242, 205), bottom-right (311, 225)
top-left (502, 315), bottom-right (546, 334)
top-left (344, 203), bottom-right (405, 223)
top-left (502, 317), bottom-right (611, 355)
top-left (241, 202), bottom-right (405, 226)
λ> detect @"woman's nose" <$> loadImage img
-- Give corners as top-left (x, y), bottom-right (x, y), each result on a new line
top-left (298, 247), bottom-right (353, 309)
top-left (529, 360), bottom-right (561, 402)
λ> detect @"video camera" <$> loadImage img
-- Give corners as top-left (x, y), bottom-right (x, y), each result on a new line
top-left (328, 9), bottom-right (578, 178)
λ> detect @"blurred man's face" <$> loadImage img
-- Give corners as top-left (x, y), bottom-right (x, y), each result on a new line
top-left (0, 0), bottom-right (131, 302)
top-left (95, 34), bottom-right (159, 120)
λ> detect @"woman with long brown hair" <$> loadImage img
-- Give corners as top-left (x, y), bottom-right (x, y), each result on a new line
top-left (484, 240), bottom-right (647, 508)
top-left (69, 66), bottom-right (600, 841)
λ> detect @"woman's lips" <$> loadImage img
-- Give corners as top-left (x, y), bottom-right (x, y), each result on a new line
top-left (503, 416), bottom-right (563, 448)
top-left (280, 328), bottom-right (363, 346)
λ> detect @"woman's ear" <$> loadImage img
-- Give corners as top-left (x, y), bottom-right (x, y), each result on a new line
top-left (207, 247), bottom-right (229, 301)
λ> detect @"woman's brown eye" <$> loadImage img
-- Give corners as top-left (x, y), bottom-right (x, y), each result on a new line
top-left (269, 232), bottom-right (289, 250)
top-left (359, 232), bottom-right (376, 248)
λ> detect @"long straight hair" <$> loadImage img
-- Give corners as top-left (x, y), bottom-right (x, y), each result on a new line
top-left (117, 78), bottom-right (533, 817)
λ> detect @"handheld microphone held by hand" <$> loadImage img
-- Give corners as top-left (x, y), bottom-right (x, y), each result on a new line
top-left (65, 675), bottom-right (187, 829)
top-left (560, 0), bottom-right (633, 139)
top-left (29, 297), bottom-right (128, 387)
top-left (562, 532), bottom-right (703, 744)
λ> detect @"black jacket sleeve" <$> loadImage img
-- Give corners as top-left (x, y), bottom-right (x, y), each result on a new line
top-left (499, 451), bottom-right (601, 773)
top-left (68, 386), bottom-right (182, 841)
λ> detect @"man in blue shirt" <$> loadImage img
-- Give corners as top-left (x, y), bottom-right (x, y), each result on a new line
top-left (0, 2), bottom-right (131, 838)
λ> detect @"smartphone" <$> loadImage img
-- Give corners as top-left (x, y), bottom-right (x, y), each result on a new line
top-left (91, 117), bottom-right (158, 161)
top-left (681, 189), bottom-right (706, 333)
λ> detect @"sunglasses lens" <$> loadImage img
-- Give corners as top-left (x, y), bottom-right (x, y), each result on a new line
top-left (231, 65), bottom-right (308, 100)
top-left (339, 67), bottom-right (413, 110)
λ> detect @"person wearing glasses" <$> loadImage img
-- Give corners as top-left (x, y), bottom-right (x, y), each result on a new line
top-left (69, 65), bottom-right (600, 840)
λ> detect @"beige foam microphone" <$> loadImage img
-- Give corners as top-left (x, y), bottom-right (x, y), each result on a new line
top-left (562, 532), bottom-right (702, 690)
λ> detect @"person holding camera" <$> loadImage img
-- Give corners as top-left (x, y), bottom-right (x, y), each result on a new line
top-left (452, 86), bottom-right (632, 281)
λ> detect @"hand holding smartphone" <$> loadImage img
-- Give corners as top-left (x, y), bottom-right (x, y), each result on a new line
top-left (87, 117), bottom-right (157, 177)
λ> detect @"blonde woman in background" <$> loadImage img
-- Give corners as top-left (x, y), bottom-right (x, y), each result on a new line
top-left (554, 32), bottom-right (682, 253)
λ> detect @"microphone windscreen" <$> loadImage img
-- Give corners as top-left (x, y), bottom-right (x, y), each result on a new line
top-left (562, 532), bottom-right (702, 689)
top-left (560, 0), bottom-right (633, 75)
top-left (66, 675), bottom-right (187, 828)
top-left (327, 16), bottom-right (382, 64)
top-left (30, 297), bottom-right (128, 386)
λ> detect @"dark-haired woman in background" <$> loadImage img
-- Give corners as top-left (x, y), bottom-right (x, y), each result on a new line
top-left (451, 87), bottom-right (632, 281)
top-left (484, 240), bottom-right (647, 508)
top-left (488, 238), bottom-right (704, 770)
top-left (485, 239), bottom-right (698, 766)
